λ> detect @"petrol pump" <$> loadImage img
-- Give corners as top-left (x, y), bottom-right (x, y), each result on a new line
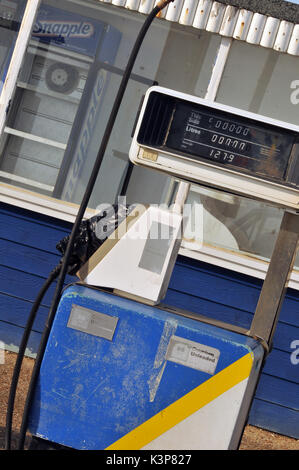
top-left (5, 5), bottom-right (299, 452)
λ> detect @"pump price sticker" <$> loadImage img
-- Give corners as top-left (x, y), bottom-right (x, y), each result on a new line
top-left (166, 336), bottom-right (220, 375)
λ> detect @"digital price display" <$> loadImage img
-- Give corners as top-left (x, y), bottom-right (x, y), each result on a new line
top-left (166, 102), bottom-right (295, 181)
top-left (130, 87), bottom-right (299, 210)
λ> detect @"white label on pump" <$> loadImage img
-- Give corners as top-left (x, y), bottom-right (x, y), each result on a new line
top-left (166, 336), bottom-right (220, 375)
top-left (67, 304), bottom-right (118, 340)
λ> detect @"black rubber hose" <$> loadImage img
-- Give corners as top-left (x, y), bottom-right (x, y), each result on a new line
top-left (16, 1), bottom-right (173, 450)
top-left (5, 264), bottom-right (61, 450)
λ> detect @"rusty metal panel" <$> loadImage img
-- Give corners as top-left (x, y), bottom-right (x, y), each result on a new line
top-left (260, 17), bottom-right (280, 48)
top-left (95, 0), bottom-right (299, 57)
top-left (192, 0), bottom-right (213, 29)
top-left (126, 0), bottom-right (141, 10)
top-left (233, 9), bottom-right (253, 40)
top-left (246, 13), bottom-right (267, 44)
top-left (138, 0), bottom-right (155, 14)
top-left (165, 0), bottom-right (184, 22)
top-left (288, 24), bottom-right (299, 56)
top-left (154, 0), bottom-right (169, 18)
top-left (273, 20), bottom-right (294, 52)
top-left (179, 0), bottom-right (199, 25)
top-left (97, 0), bottom-right (299, 57)
top-left (112, 0), bottom-right (127, 6)
top-left (206, 2), bottom-right (226, 33)
top-left (219, 5), bottom-right (239, 37)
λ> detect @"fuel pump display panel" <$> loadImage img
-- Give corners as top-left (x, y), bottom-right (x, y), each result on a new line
top-left (131, 87), bottom-right (299, 210)
top-left (165, 101), bottom-right (295, 181)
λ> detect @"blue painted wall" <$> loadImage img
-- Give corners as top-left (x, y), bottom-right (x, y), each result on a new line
top-left (0, 201), bottom-right (298, 439)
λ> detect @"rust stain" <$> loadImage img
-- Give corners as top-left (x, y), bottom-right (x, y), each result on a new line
top-left (223, 6), bottom-right (236, 25)
top-left (226, 6), bottom-right (235, 22)
top-left (183, 7), bottom-right (189, 21)
top-left (211, 6), bottom-right (220, 18)
top-left (235, 21), bottom-right (245, 39)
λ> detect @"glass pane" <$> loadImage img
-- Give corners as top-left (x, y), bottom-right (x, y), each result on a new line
top-left (2, 1), bottom-right (297, 272)
top-left (0, 0), bottom-right (220, 209)
top-left (216, 41), bottom-right (299, 125)
top-left (185, 185), bottom-right (299, 269)
top-left (184, 185), bottom-right (284, 258)
top-left (125, 31), bottom-right (221, 206)
top-left (185, 39), bottom-right (299, 270)
top-left (0, 0), bottom-right (25, 92)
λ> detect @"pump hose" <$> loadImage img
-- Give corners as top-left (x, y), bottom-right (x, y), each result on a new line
top-left (14, 0), bottom-right (174, 450)
top-left (5, 263), bottom-right (62, 450)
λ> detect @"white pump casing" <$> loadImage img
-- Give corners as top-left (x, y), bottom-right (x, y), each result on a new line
top-left (129, 86), bottom-right (299, 211)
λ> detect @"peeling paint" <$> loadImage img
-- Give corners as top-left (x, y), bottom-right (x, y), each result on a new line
top-left (233, 9), bottom-right (252, 40)
top-left (211, 0), bottom-right (299, 24)
top-left (80, 0), bottom-right (299, 57)
top-left (148, 362), bottom-right (167, 402)
top-left (148, 319), bottom-right (177, 402)
top-left (220, 5), bottom-right (238, 36)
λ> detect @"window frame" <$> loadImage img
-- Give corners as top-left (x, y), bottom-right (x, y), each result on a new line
top-left (0, 0), bottom-right (41, 135)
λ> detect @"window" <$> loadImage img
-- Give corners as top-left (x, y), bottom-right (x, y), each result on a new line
top-left (210, 40), bottom-right (299, 268)
top-left (0, 0), bottom-right (298, 276)
top-left (0, 0), bottom-right (25, 92)
top-left (127, 36), bottom-right (299, 271)
top-left (0, 0), bottom-right (220, 209)
top-left (216, 40), bottom-right (299, 125)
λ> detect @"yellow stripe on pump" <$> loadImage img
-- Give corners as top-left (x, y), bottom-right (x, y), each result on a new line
top-left (106, 352), bottom-right (253, 450)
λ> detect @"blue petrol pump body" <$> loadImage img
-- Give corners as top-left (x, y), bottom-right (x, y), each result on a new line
top-left (28, 284), bottom-right (264, 450)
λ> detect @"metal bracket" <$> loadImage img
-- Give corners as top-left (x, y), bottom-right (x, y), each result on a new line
top-left (249, 211), bottom-right (299, 352)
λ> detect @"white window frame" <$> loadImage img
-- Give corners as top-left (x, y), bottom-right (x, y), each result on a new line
top-left (0, 4), bottom-right (298, 288)
top-left (0, 0), bottom-right (41, 135)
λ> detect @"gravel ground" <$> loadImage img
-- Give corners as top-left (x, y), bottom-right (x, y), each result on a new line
top-left (1, 351), bottom-right (298, 451)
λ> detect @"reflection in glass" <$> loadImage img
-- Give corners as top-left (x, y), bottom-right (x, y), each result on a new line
top-left (181, 184), bottom-right (299, 269)
top-left (0, 0), bottom-right (219, 208)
